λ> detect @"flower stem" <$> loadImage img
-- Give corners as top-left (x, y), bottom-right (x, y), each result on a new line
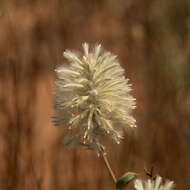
top-left (99, 146), bottom-right (117, 183)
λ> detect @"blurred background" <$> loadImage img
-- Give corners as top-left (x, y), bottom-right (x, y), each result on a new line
top-left (0, 0), bottom-right (190, 189)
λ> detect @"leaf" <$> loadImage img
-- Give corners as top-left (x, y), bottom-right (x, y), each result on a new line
top-left (116, 172), bottom-right (136, 190)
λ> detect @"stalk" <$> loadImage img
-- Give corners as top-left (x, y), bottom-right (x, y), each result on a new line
top-left (99, 145), bottom-right (117, 183)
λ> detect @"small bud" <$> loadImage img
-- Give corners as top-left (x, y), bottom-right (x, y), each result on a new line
top-left (134, 176), bottom-right (175, 190)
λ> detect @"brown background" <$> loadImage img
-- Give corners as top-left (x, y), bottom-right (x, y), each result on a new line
top-left (0, 0), bottom-right (190, 189)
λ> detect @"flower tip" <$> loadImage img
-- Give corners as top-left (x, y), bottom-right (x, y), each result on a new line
top-left (82, 42), bottom-right (89, 56)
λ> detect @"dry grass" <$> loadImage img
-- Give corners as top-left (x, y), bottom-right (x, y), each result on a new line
top-left (0, 0), bottom-right (190, 189)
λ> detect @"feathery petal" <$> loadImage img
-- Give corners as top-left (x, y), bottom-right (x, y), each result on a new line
top-left (54, 43), bottom-right (136, 151)
top-left (134, 176), bottom-right (175, 190)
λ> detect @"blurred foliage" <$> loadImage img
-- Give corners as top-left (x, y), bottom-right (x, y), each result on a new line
top-left (0, 0), bottom-right (190, 189)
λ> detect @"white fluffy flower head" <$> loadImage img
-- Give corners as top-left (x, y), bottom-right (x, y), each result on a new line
top-left (134, 176), bottom-right (175, 190)
top-left (54, 43), bottom-right (136, 151)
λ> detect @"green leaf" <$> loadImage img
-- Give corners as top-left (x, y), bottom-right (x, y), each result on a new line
top-left (116, 172), bottom-right (136, 190)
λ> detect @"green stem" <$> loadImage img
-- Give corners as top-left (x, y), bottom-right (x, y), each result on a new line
top-left (99, 146), bottom-right (117, 184)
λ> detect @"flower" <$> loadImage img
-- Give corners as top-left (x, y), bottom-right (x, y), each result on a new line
top-left (53, 43), bottom-right (136, 151)
top-left (134, 176), bottom-right (175, 190)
